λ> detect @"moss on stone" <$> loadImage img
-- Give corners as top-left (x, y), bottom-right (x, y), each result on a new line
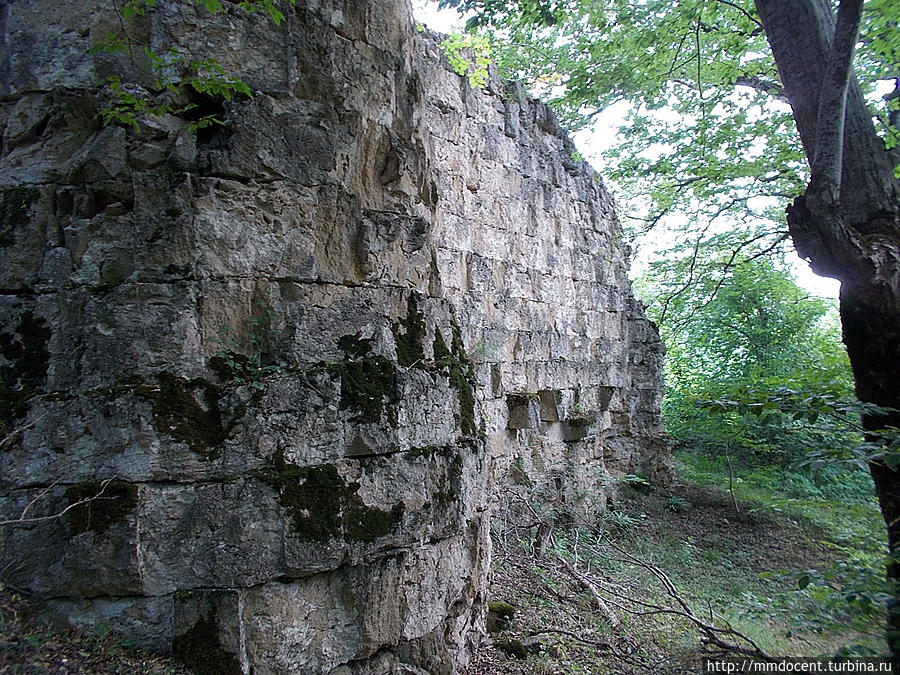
top-left (448, 320), bottom-right (477, 437)
top-left (172, 608), bottom-right (241, 675)
top-left (64, 481), bottom-right (138, 535)
top-left (208, 350), bottom-right (253, 381)
top-left (263, 460), bottom-right (344, 541)
top-left (429, 249), bottom-right (442, 285)
top-left (0, 186), bottom-right (40, 247)
top-left (494, 637), bottom-right (528, 659)
top-left (488, 600), bottom-right (516, 619)
top-left (337, 332), bottom-right (374, 358)
top-left (260, 453), bottom-right (403, 543)
top-left (344, 500), bottom-right (405, 543)
top-left (329, 334), bottom-right (398, 426)
top-left (434, 453), bottom-right (464, 505)
top-left (392, 293), bottom-right (426, 369)
top-left (136, 372), bottom-right (224, 460)
top-left (432, 328), bottom-right (452, 369)
top-left (0, 310), bottom-right (51, 435)
top-left (403, 445), bottom-right (444, 461)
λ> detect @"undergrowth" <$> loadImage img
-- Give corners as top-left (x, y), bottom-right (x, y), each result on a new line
top-left (464, 450), bottom-right (888, 674)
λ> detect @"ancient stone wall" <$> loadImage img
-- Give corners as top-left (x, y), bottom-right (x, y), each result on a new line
top-left (0, 0), bottom-right (668, 672)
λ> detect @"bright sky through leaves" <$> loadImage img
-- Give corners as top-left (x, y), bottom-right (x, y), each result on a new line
top-left (411, 0), bottom-right (842, 300)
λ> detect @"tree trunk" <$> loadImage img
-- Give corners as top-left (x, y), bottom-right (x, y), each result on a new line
top-left (755, 0), bottom-right (900, 664)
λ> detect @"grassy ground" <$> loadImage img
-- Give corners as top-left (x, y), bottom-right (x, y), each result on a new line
top-left (463, 450), bottom-right (889, 674)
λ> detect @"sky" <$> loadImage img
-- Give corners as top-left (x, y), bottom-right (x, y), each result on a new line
top-left (410, 1), bottom-right (842, 300)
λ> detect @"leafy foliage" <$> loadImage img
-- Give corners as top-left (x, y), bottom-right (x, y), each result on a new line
top-left (440, 31), bottom-right (492, 87)
top-left (435, 0), bottom-right (899, 293)
top-left (210, 303), bottom-right (282, 391)
top-left (92, 0), bottom-right (293, 131)
top-left (637, 250), bottom-right (859, 466)
top-left (437, 0), bottom-right (810, 243)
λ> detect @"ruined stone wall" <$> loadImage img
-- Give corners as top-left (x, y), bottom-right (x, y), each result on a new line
top-left (0, 0), bottom-right (668, 672)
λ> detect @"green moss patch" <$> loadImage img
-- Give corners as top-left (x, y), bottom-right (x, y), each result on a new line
top-left (136, 372), bottom-right (224, 460)
top-left (494, 637), bottom-right (528, 659)
top-left (431, 322), bottom-right (479, 437)
top-left (448, 320), bottom-right (477, 437)
top-left (330, 334), bottom-right (399, 426)
top-left (487, 600), bottom-right (517, 632)
top-left (0, 310), bottom-right (51, 435)
top-left (392, 293), bottom-right (426, 369)
top-left (0, 186), bottom-right (40, 247)
top-left (64, 481), bottom-right (138, 535)
top-left (337, 333), bottom-right (374, 359)
top-left (402, 444), bottom-right (464, 505)
top-left (260, 454), bottom-right (404, 543)
top-left (488, 600), bottom-right (516, 619)
top-left (403, 445), bottom-right (446, 461)
top-left (432, 328), bottom-right (452, 369)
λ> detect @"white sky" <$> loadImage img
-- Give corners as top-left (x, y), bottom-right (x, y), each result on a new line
top-left (410, 1), bottom-right (842, 300)
top-left (411, 0), bottom-right (460, 33)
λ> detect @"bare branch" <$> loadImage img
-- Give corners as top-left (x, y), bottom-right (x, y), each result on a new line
top-left (0, 415), bottom-right (45, 451)
top-left (600, 537), bottom-right (776, 661)
top-left (0, 478), bottom-right (116, 527)
top-left (734, 75), bottom-right (787, 101)
top-left (555, 554), bottom-right (621, 628)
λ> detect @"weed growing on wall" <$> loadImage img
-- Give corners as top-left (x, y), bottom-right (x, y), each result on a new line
top-left (210, 302), bottom-right (282, 390)
top-left (90, 0), bottom-right (293, 130)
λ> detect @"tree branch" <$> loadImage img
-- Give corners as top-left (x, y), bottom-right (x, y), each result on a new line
top-left (809, 0), bottom-right (864, 203)
top-left (0, 478), bottom-right (116, 527)
top-left (734, 75), bottom-right (787, 101)
top-left (715, 0), bottom-right (764, 30)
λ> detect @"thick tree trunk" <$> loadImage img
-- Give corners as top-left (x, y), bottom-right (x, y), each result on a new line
top-left (755, 0), bottom-right (900, 663)
top-left (841, 280), bottom-right (900, 663)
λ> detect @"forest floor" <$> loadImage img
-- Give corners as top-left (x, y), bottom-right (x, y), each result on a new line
top-left (0, 588), bottom-right (189, 674)
top-left (462, 451), bottom-right (888, 674)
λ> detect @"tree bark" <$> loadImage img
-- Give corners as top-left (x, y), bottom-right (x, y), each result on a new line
top-left (755, 0), bottom-right (900, 664)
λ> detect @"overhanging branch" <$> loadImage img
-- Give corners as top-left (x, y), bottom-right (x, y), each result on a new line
top-left (734, 75), bottom-right (787, 101)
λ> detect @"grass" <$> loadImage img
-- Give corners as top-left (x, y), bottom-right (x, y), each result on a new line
top-left (463, 449), bottom-right (889, 674)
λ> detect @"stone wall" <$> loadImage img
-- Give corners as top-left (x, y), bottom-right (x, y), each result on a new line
top-left (0, 0), bottom-right (668, 672)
